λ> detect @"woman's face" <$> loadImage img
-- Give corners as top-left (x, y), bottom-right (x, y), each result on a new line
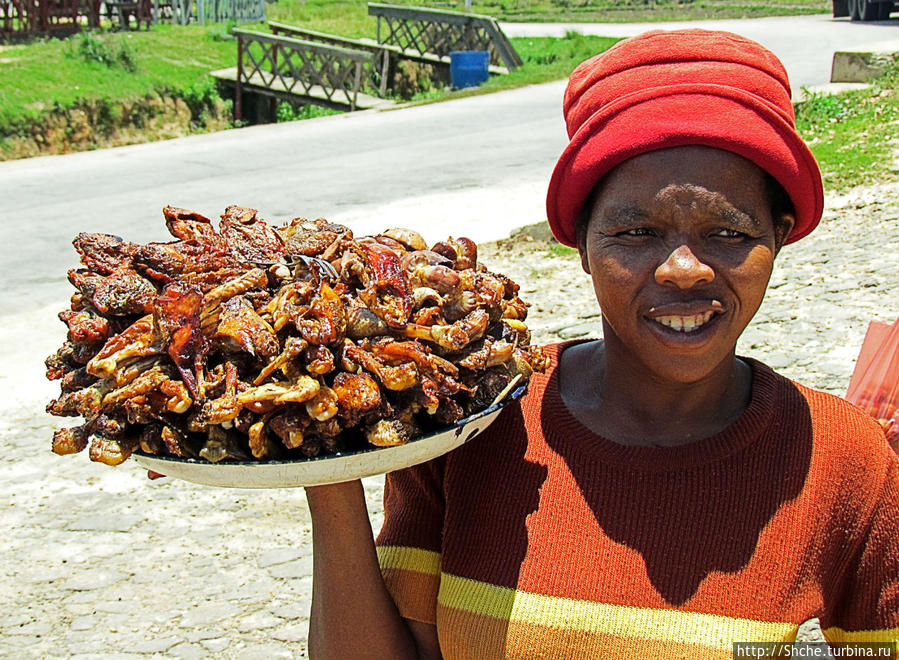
top-left (579, 146), bottom-right (794, 385)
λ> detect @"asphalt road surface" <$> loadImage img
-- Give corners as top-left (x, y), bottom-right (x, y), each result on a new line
top-left (2, 13), bottom-right (898, 417)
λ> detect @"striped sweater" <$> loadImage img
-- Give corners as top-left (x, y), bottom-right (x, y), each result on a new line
top-left (375, 341), bottom-right (899, 658)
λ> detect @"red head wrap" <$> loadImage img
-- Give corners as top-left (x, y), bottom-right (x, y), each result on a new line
top-left (546, 29), bottom-right (823, 247)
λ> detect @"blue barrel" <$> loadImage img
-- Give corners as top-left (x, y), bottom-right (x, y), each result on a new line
top-left (450, 50), bottom-right (490, 90)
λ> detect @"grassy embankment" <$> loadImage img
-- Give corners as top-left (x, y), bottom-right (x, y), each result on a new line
top-left (0, 26), bottom-right (235, 157)
top-left (796, 72), bottom-right (899, 191)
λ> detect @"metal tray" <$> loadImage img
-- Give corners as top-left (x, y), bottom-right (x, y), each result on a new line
top-left (133, 384), bottom-right (526, 488)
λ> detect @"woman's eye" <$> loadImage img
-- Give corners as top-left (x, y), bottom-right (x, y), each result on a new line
top-left (620, 227), bottom-right (655, 237)
top-left (713, 228), bottom-right (745, 238)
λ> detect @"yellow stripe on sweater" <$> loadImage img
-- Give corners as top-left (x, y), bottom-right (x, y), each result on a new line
top-left (438, 573), bottom-right (798, 649)
top-left (823, 626), bottom-right (899, 643)
top-left (377, 545), bottom-right (441, 576)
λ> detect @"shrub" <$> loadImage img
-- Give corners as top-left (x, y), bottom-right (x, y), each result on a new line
top-left (68, 30), bottom-right (138, 73)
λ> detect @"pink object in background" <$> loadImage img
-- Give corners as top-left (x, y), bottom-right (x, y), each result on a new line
top-left (846, 317), bottom-right (899, 452)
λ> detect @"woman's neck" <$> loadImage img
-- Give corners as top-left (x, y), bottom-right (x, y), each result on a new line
top-left (559, 339), bottom-right (752, 447)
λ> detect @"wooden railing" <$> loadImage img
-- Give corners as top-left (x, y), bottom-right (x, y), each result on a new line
top-left (231, 28), bottom-right (373, 118)
top-left (268, 21), bottom-right (401, 97)
top-left (1, 0), bottom-right (100, 38)
top-left (367, 2), bottom-right (521, 71)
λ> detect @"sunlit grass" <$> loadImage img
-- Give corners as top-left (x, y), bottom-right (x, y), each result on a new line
top-left (796, 69), bottom-right (899, 191)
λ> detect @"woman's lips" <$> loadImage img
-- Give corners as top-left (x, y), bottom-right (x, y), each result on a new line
top-left (646, 301), bottom-right (725, 335)
top-left (652, 311), bottom-right (715, 333)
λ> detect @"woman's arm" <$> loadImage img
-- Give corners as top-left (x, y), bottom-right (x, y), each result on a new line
top-left (305, 480), bottom-right (441, 659)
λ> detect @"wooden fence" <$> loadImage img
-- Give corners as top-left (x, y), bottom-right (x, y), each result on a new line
top-left (213, 28), bottom-right (395, 121)
top-left (268, 21), bottom-right (401, 98)
top-left (153, 0), bottom-right (264, 25)
top-left (0, 0), bottom-right (260, 37)
top-left (1, 0), bottom-right (100, 38)
top-left (367, 2), bottom-right (521, 71)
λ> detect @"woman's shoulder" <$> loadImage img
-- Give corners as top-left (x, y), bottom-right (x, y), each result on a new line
top-left (749, 357), bottom-right (895, 481)
top-left (750, 358), bottom-right (886, 439)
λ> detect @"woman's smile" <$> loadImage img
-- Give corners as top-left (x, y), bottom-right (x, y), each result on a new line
top-left (646, 302), bottom-right (724, 342)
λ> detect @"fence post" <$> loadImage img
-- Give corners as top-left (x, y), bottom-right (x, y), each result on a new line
top-left (272, 41), bottom-right (278, 79)
top-left (351, 60), bottom-right (361, 111)
top-left (235, 34), bottom-right (244, 122)
top-left (378, 49), bottom-right (390, 97)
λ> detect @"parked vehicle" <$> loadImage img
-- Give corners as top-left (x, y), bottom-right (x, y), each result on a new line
top-left (833, 0), bottom-right (893, 21)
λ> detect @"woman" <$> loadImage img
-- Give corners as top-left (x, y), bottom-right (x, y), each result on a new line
top-left (305, 30), bottom-right (899, 658)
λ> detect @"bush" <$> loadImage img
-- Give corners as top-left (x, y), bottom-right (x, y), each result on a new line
top-left (275, 102), bottom-right (340, 122)
top-left (68, 30), bottom-right (138, 73)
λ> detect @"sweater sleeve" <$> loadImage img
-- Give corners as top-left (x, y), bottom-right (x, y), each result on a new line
top-left (375, 456), bottom-right (446, 625)
top-left (827, 444), bottom-right (899, 641)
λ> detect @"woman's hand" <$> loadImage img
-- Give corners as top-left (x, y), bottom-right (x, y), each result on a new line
top-left (305, 480), bottom-right (439, 659)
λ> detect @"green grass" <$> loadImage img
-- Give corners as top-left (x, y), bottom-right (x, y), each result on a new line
top-left (0, 24), bottom-right (235, 132)
top-left (546, 241), bottom-right (579, 257)
top-left (796, 70), bottom-right (899, 191)
top-left (259, 0), bottom-right (830, 31)
top-left (486, 32), bottom-right (621, 89)
top-left (396, 32), bottom-right (621, 104)
top-left (470, 0), bottom-right (830, 21)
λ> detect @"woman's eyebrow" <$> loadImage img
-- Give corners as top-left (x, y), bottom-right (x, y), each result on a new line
top-left (721, 206), bottom-right (763, 230)
top-left (598, 205), bottom-right (649, 225)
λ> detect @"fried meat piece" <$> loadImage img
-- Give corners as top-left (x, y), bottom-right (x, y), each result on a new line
top-left (89, 434), bottom-right (138, 466)
top-left (154, 282), bottom-right (207, 398)
top-left (73, 233), bottom-right (139, 275)
top-left (91, 267), bottom-right (156, 316)
top-left (365, 419), bottom-right (409, 447)
top-left (281, 218), bottom-right (351, 257)
top-left (59, 310), bottom-right (110, 345)
top-left (87, 315), bottom-right (158, 378)
top-left (219, 206), bottom-right (285, 264)
top-left (213, 296), bottom-right (279, 358)
top-left (353, 242), bottom-right (412, 329)
top-left (52, 424), bottom-right (91, 455)
top-left (332, 371), bottom-right (382, 427)
top-left (163, 206), bottom-right (218, 242)
top-left (134, 241), bottom-right (242, 285)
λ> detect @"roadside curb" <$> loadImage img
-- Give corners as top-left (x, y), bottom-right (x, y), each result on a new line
top-left (793, 82), bottom-right (873, 102)
top-left (831, 39), bottom-right (899, 83)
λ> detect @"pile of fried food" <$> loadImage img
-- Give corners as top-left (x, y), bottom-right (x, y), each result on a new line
top-left (45, 206), bottom-right (548, 466)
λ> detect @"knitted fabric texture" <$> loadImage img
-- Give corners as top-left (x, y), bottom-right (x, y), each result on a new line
top-left (546, 29), bottom-right (824, 247)
top-left (376, 342), bottom-right (899, 659)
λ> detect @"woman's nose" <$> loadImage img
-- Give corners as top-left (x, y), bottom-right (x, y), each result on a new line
top-left (654, 245), bottom-right (715, 289)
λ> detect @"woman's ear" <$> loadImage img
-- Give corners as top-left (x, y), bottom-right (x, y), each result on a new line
top-left (774, 212), bottom-right (796, 254)
top-left (578, 243), bottom-right (591, 274)
top-left (575, 214), bottom-right (592, 274)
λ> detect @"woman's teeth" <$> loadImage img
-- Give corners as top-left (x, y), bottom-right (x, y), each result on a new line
top-left (654, 311), bottom-right (715, 332)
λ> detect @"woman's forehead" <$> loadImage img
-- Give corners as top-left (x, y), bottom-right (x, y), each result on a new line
top-left (596, 147), bottom-right (769, 204)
